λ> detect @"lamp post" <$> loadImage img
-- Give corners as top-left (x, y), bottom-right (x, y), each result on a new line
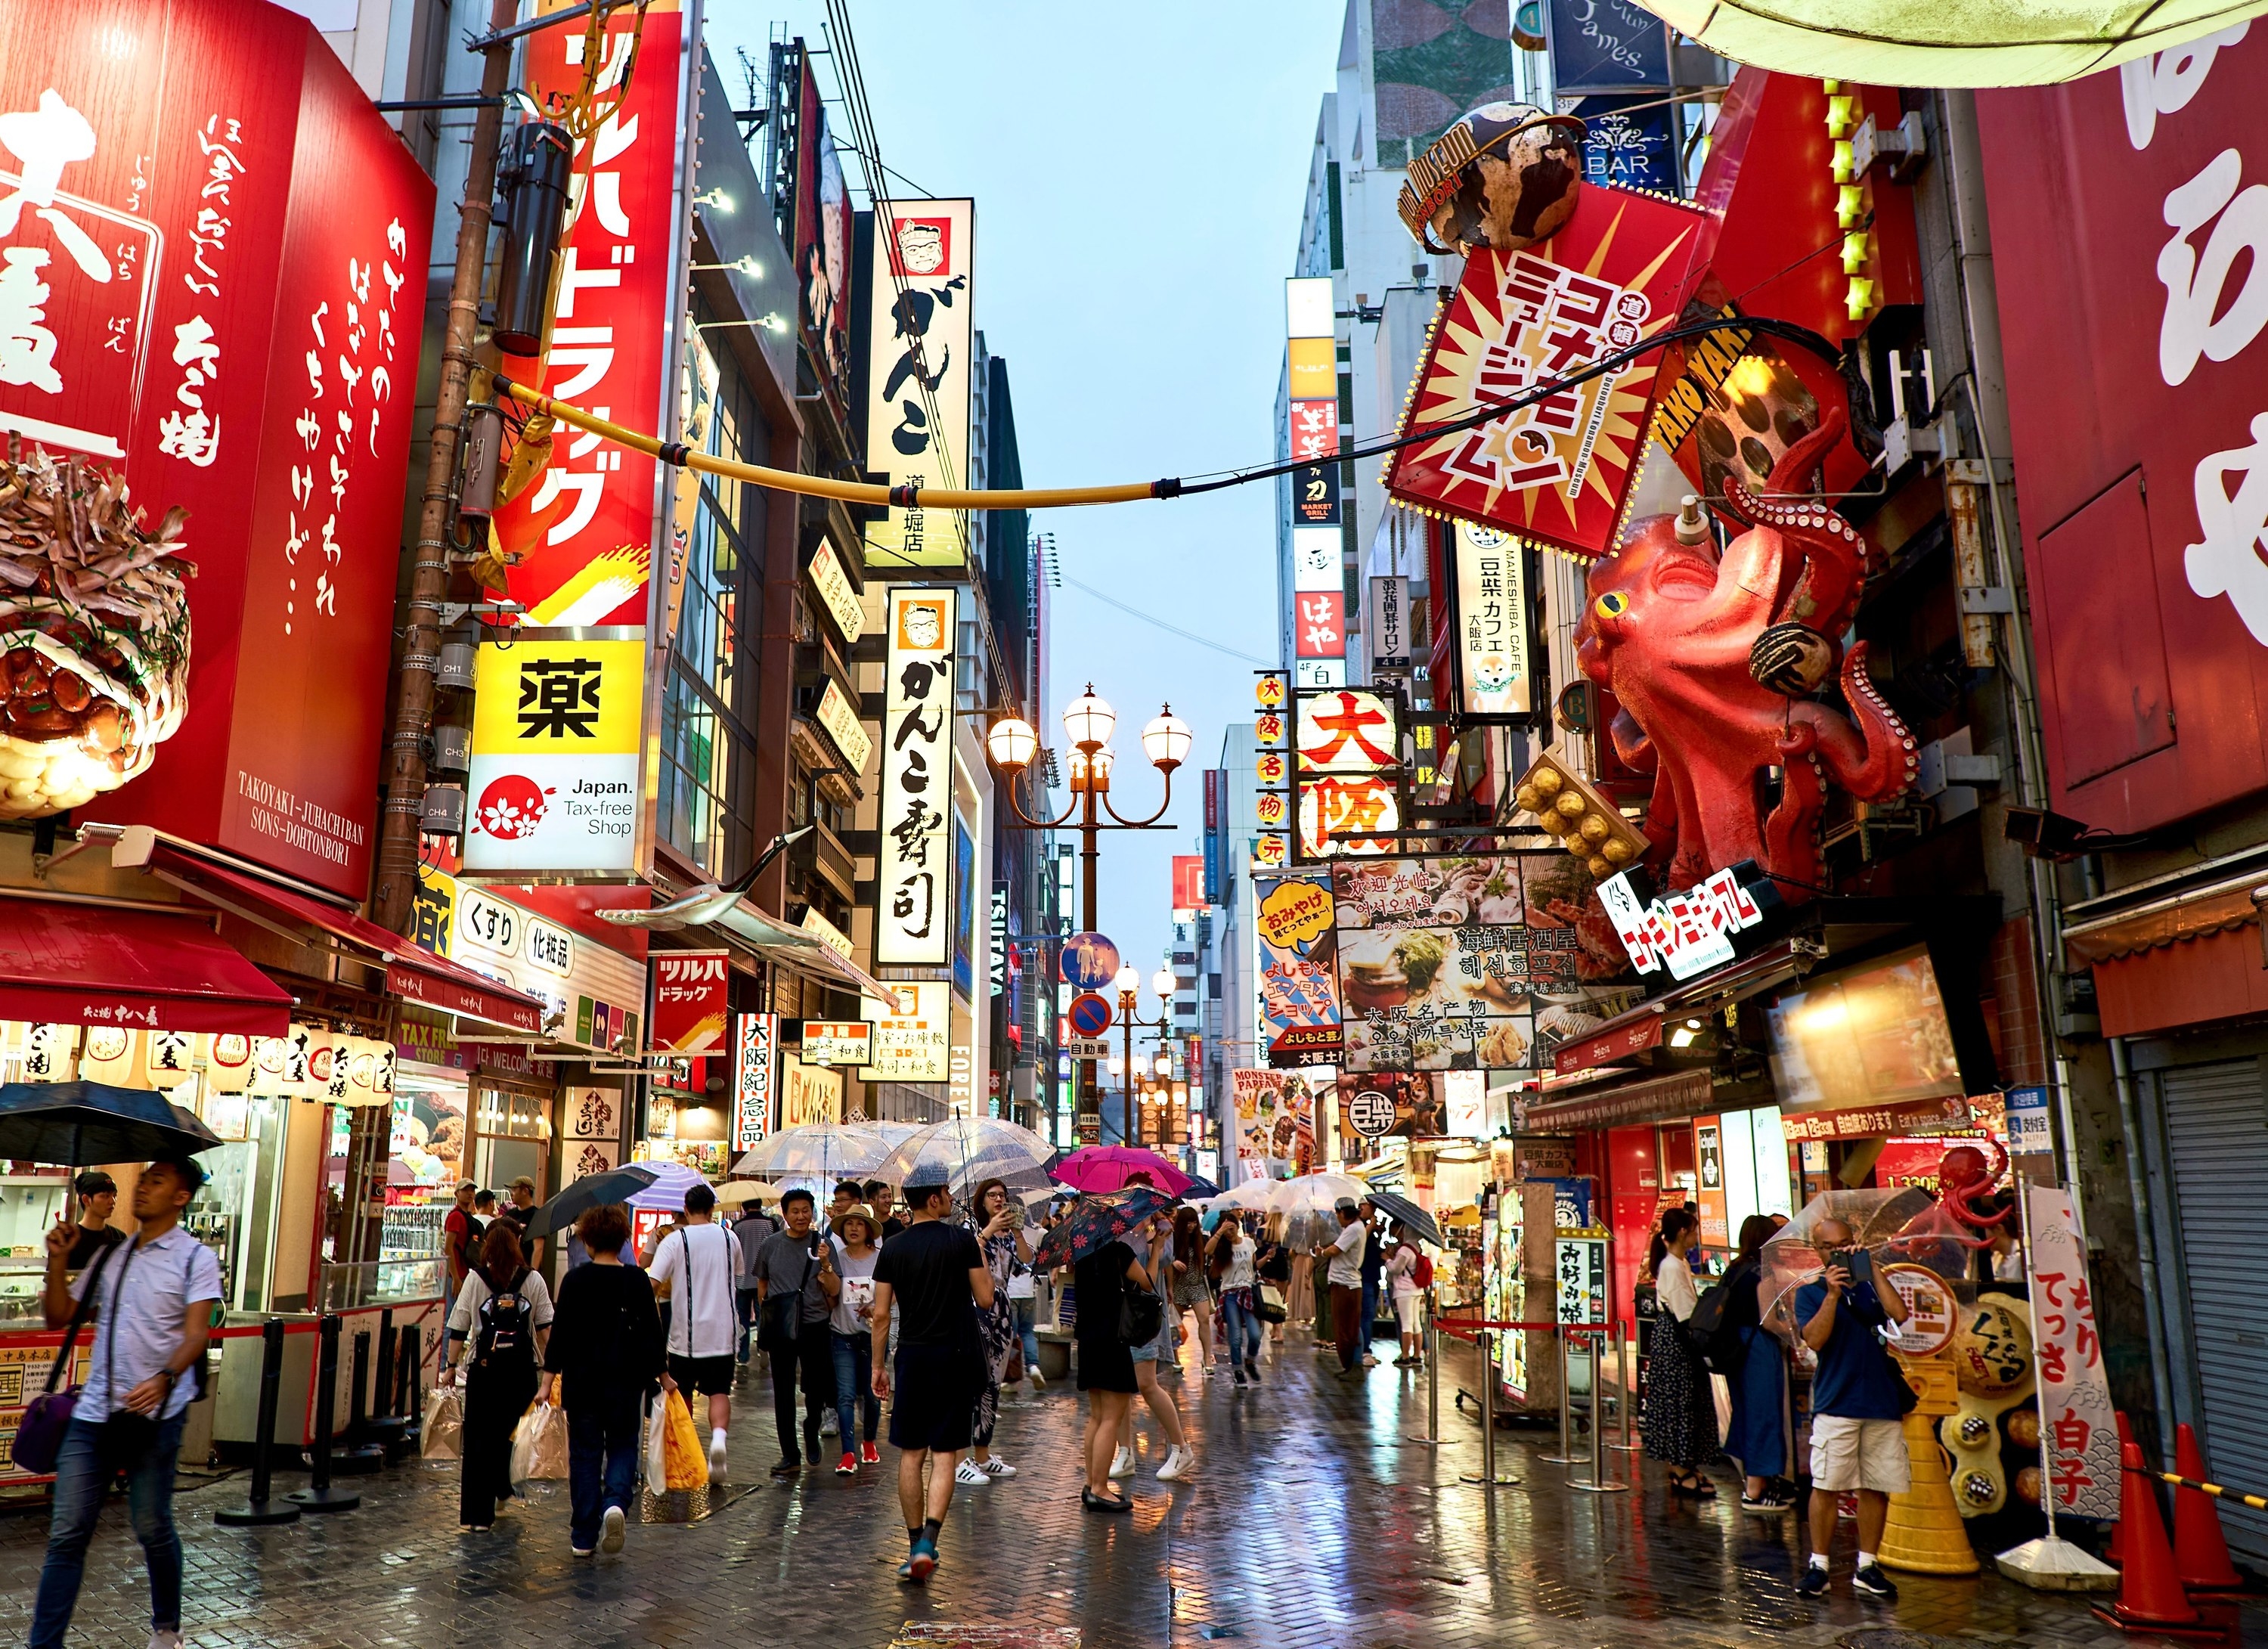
top-left (987, 686), bottom-right (1189, 1141)
top-left (1115, 963), bottom-right (1176, 1147)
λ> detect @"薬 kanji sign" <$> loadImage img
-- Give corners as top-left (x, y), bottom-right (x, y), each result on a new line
top-left (464, 636), bottom-right (645, 876)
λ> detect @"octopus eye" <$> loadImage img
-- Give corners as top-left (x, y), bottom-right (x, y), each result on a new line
top-left (1594, 591), bottom-right (1631, 621)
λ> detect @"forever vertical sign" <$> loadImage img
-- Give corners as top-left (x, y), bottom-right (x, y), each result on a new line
top-left (877, 587), bottom-right (957, 964)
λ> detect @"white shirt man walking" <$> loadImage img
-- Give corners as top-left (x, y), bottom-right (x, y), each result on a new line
top-left (31, 1156), bottom-right (221, 1649)
top-left (649, 1183), bottom-right (745, 1483)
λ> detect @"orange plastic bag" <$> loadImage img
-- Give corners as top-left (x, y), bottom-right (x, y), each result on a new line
top-left (660, 1389), bottom-right (705, 1491)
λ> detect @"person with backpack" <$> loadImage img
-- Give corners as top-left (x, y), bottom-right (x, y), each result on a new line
top-left (1641, 1207), bottom-right (1718, 1498)
top-left (540, 1202), bottom-right (662, 1557)
top-left (1718, 1213), bottom-right (1795, 1511)
top-left (443, 1219), bottom-right (553, 1531)
top-left (1071, 1225), bottom-right (1150, 1512)
top-left (1386, 1228), bottom-right (1429, 1366)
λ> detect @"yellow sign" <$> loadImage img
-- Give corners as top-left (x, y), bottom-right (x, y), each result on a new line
top-left (1258, 877), bottom-right (1334, 950)
top-left (1287, 336), bottom-right (1337, 401)
top-left (469, 640), bottom-right (645, 755)
top-left (464, 638), bottom-right (646, 875)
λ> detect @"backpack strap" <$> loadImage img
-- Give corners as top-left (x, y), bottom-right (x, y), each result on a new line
top-left (43, 1236), bottom-right (119, 1396)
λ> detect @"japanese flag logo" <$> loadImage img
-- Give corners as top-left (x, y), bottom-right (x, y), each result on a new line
top-left (475, 773), bottom-right (552, 839)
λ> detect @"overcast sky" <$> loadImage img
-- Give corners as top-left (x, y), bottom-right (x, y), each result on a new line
top-left (705, 2), bottom-right (1342, 990)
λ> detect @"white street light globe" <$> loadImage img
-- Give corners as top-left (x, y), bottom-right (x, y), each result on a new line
top-left (1063, 686), bottom-right (1116, 751)
top-left (1153, 1050), bottom-right (1173, 1077)
top-left (986, 716), bottom-right (1038, 770)
top-left (1151, 966), bottom-right (1175, 1001)
top-left (1107, 1055), bottom-right (1124, 1077)
top-left (1141, 705), bottom-right (1193, 770)
top-left (1114, 963), bottom-right (1140, 995)
top-left (1088, 745), bottom-right (1115, 788)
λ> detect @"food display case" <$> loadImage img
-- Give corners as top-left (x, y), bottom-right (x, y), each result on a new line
top-left (0, 1171), bottom-right (71, 1328)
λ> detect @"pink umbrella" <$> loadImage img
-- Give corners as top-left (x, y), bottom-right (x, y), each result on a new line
top-left (1055, 1145), bottom-right (1192, 1197)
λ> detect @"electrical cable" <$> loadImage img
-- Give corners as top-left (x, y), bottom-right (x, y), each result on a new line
top-left (1061, 576), bottom-right (1274, 664)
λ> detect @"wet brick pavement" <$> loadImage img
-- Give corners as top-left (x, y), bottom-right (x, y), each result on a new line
top-left (2, 1330), bottom-right (2262, 1647)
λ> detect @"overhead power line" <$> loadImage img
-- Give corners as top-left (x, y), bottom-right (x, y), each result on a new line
top-left (1062, 576), bottom-right (1273, 665)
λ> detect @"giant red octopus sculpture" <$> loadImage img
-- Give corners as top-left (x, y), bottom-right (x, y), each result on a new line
top-left (1574, 408), bottom-right (1918, 902)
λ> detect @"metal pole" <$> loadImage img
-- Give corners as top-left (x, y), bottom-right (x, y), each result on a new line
top-left (1460, 1333), bottom-right (1520, 1486)
top-left (1569, 1330), bottom-right (1629, 1492)
top-left (216, 1319), bottom-right (302, 1526)
top-left (288, 1315), bottom-right (361, 1513)
top-left (1405, 1288), bottom-right (1443, 1446)
top-left (1607, 1318), bottom-right (1641, 1452)
top-left (1539, 1325), bottom-right (1583, 1464)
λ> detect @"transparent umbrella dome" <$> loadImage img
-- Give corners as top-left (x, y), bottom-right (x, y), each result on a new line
top-left (732, 1123), bottom-right (891, 1183)
top-left (872, 1117), bottom-right (1055, 1193)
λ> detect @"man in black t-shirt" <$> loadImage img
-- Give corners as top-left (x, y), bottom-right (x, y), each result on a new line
top-left (871, 1176), bottom-right (992, 1584)
top-left (63, 1170), bottom-right (123, 1269)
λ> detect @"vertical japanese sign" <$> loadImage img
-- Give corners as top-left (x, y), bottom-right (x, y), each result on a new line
top-left (463, 637), bottom-right (645, 875)
top-left (649, 949), bottom-right (729, 1055)
top-left (877, 587), bottom-right (956, 963)
top-left (1171, 855), bottom-right (1204, 912)
top-left (863, 978), bottom-right (949, 1080)
top-left (730, 1010), bottom-right (777, 1151)
top-left (0, 0), bottom-right (435, 897)
top-left (1368, 575), bottom-right (1411, 673)
top-left (862, 200), bottom-right (974, 569)
top-left (486, 2), bottom-right (686, 627)
top-left (1454, 523), bottom-right (1532, 717)
top-left (2023, 1181), bottom-right (2119, 1520)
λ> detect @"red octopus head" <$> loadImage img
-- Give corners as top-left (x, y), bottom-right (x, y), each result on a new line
top-left (1573, 513), bottom-right (1722, 686)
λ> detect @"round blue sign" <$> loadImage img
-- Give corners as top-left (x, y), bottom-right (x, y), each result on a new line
top-left (1067, 991), bottom-right (1114, 1037)
top-left (1059, 931), bottom-right (1121, 989)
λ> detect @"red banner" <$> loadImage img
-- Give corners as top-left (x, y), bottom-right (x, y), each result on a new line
top-left (1384, 183), bottom-right (1706, 559)
top-left (649, 947), bottom-right (729, 1055)
top-left (1294, 590), bottom-right (1344, 658)
top-left (0, 0), bottom-right (435, 895)
top-left (487, 3), bottom-right (685, 627)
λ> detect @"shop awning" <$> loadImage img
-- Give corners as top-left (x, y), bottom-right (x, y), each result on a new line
top-left (1551, 943), bottom-right (1814, 1076)
top-left (601, 883), bottom-right (907, 1012)
top-left (1521, 1068), bottom-right (1714, 1133)
top-left (104, 828), bottom-right (546, 1036)
top-left (0, 897), bottom-right (294, 1034)
top-left (2062, 864), bottom-right (2267, 966)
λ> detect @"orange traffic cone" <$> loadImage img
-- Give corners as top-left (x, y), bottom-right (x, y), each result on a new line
top-left (2091, 1443), bottom-right (2217, 1637)
top-left (2105, 1411), bottom-right (2133, 1569)
top-left (2174, 1424), bottom-right (2245, 1595)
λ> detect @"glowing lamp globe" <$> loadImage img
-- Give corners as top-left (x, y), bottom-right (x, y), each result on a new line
top-left (1151, 966), bottom-right (1175, 1001)
top-left (1063, 687), bottom-right (1116, 751)
top-left (1114, 964), bottom-right (1140, 996)
top-left (1153, 1049), bottom-right (1172, 1077)
top-left (1142, 706), bottom-right (1192, 770)
top-left (986, 716), bottom-right (1038, 770)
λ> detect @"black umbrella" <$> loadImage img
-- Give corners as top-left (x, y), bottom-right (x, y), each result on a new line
top-left (1031, 1187), bottom-right (1176, 1272)
top-left (525, 1164), bottom-right (661, 1240)
top-left (0, 1081), bottom-right (222, 1166)
top-left (1367, 1189), bottom-right (1445, 1249)
top-left (1180, 1175), bottom-right (1223, 1200)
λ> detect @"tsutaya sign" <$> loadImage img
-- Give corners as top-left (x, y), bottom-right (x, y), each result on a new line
top-left (1596, 860), bottom-right (1777, 980)
top-left (876, 587), bottom-right (957, 964)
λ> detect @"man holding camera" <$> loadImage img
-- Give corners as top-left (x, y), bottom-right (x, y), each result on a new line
top-left (1795, 1217), bottom-right (1912, 1604)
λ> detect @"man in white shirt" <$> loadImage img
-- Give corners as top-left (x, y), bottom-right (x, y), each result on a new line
top-left (32, 1156), bottom-right (221, 1649)
top-left (1315, 1198), bottom-right (1368, 1377)
top-left (649, 1183), bottom-right (745, 1483)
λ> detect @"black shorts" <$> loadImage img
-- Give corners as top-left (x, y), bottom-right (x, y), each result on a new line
top-left (668, 1353), bottom-right (736, 1396)
top-left (888, 1342), bottom-right (974, 1454)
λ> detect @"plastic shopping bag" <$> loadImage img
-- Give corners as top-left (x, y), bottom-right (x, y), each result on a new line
top-left (420, 1386), bottom-right (463, 1460)
top-left (644, 1398), bottom-right (669, 1489)
top-left (510, 1394), bottom-right (570, 1486)
top-left (661, 1389), bottom-right (706, 1491)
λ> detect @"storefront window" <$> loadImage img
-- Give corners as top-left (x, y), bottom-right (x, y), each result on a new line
top-left (184, 1092), bottom-right (288, 1312)
top-left (381, 1064), bottom-right (469, 1305)
top-left (472, 1079), bottom-right (553, 1206)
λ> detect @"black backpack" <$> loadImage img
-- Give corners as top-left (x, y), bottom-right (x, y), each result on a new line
top-left (1683, 1268), bottom-right (1747, 1374)
top-left (475, 1267), bottom-right (536, 1368)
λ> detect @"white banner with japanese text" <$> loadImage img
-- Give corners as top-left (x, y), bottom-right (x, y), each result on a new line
top-left (2024, 1180), bottom-right (2119, 1520)
top-left (876, 587), bottom-right (956, 964)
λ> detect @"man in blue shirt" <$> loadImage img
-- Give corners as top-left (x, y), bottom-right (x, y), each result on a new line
top-left (1795, 1217), bottom-right (1912, 1603)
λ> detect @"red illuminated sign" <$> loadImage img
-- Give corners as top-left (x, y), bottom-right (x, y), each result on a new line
top-left (1289, 398), bottom-right (1339, 460)
top-left (1294, 590), bottom-right (1344, 659)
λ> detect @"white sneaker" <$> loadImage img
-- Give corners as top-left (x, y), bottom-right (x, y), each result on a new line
top-left (981, 1455), bottom-right (1017, 1477)
top-left (1157, 1445), bottom-right (1196, 1481)
top-left (820, 1412), bottom-right (838, 1437)
top-left (149, 1635), bottom-right (184, 1649)
top-left (1029, 1368), bottom-right (1046, 1390)
top-left (954, 1458), bottom-right (990, 1486)
top-left (600, 1504), bottom-right (625, 1554)
top-left (708, 1434), bottom-right (729, 1483)
top-left (1108, 1445), bottom-right (1135, 1480)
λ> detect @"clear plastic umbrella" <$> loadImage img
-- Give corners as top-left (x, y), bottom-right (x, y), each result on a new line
top-left (1213, 1179), bottom-right (1277, 1213)
top-left (1268, 1172), bottom-right (1369, 1252)
top-left (732, 1123), bottom-right (889, 1183)
top-left (1757, 1187), bottom-right (1936, 1339)
top-left (872, 1117), bottom-right (1055, 1193)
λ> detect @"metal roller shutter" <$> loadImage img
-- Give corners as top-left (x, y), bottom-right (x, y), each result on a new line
top-left (2162, 1058), bottom-right (2268, 1559)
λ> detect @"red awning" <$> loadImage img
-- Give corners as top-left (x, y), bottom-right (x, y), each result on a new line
top-left (0, 898), bottom-right (293, 1034)
top-left (116, 834), bottom-right (544, 1036)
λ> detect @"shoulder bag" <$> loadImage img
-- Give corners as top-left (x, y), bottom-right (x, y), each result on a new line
top-left (761, 1234), bottom-right (814, 1350)
top-left (13, 1238), bottom-right (122, 1475)
top-left (1117, 1266), bottom-right (1164, 1347)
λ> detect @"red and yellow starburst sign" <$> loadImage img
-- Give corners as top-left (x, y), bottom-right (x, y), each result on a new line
top-left (1384, 183), bottom-right (1708, 559)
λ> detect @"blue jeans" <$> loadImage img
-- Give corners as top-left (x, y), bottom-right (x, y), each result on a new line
top-left (736, 1288), bottom-right (759, 1362)
top-left (31, 1409), bottom-right (188, 1649)
top-left (829, 1331), bottom-right (878, 1445)
top-left (1362, 1278), bottom-right (1380, 1350)
top-left (1222, 1291), bottom-right (1263, 1365)
top-left (565, 1388), bottom-right (641, 1551)
top-left (1012, 1297), bottom-right (1040, 1372)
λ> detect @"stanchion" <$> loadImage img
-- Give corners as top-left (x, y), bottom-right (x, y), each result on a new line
top-left (333, 1327), bottom-right (385, 1474)
top-left (399, 1325), bottom-right (423, 1445)
top-left (215, 1319), bottom-right (302, 1527)
top-left (1405, 1290), bottom-right (1444, 1447)
top-left (287, 1314), bottom-right (361, 1514)
top-left (1568, 1331), bottom-right (1628, 1493)
top-left (1606, 1319), bottom-right (1642, 1452)
top-left (1538, 1327), bottom-right (1584, 1465)
top-left (1459, 1335), bottom-right (1519, 1487)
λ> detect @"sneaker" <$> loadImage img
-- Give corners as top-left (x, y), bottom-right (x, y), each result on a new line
top-left (708, 1434), bottom-right (729, 1483)
top-left (572, 1545), bottom-right (595, 1558)
top-left (860, 1441), bottom-right (881, 1465)
top-left (981, 1455), bottom-right (1017, 1477)
top-left (1232, 1365), bottom-right (1247, 1386)
top-left (820, 1412), bottom-right (838, 1437)
top-left (1029, 1369), bottom-right (1046, 1390)
top-left (1741, 1490), bottom-right (1795, 1511)
top-left (1246, 1359), bottom-right (1260, 1383)
top-left (1362, 1353), bottom-right (1380, 1368)
top-left (1851, 1564), bottom-right (1899, 1601)
top-left (1797, 1565), bottom-right (1831, 1599)
top-left (600, 1505), bottom-right (625, 1554)
top-left (955, 1458), bottom-right (990, 1486)
top-left (898, 1538), bottom-right (937, 1582)
top-left (1156, 1445), bottom-right (1196, 1481)
top-left (836, 1452), bottom-right (858, 1475)
top-left (1108, 1446), bottom-right (1134, 1480)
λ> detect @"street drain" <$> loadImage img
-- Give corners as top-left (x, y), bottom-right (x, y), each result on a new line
top-left (889, 1629), bottom-right (1081, 1649)
top-left (1835, 1635), bottom-right (2022, 1649)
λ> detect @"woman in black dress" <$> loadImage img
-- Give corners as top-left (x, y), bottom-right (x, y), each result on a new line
top-left (1073, 1235), bottom-right (1149, 1511)
top-left (1642, 1207), bottom-right (1720, 1496)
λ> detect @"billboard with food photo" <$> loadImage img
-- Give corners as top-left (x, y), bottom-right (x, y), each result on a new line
top-left (1231, 1066), bottom-right (1325, 1177)
top-left (1331, 854), bottom-right (1638, 1071)
top-left (1253, 874), bottom-right (1343, 1067)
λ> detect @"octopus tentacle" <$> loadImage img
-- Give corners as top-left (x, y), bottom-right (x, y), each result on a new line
top-left (1800, 643), bottom-right (1916, 802)
top-left (1721, 407), bottom-right (1866, 632)
top-left (1767, 721), bottom-right (1826, 902)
